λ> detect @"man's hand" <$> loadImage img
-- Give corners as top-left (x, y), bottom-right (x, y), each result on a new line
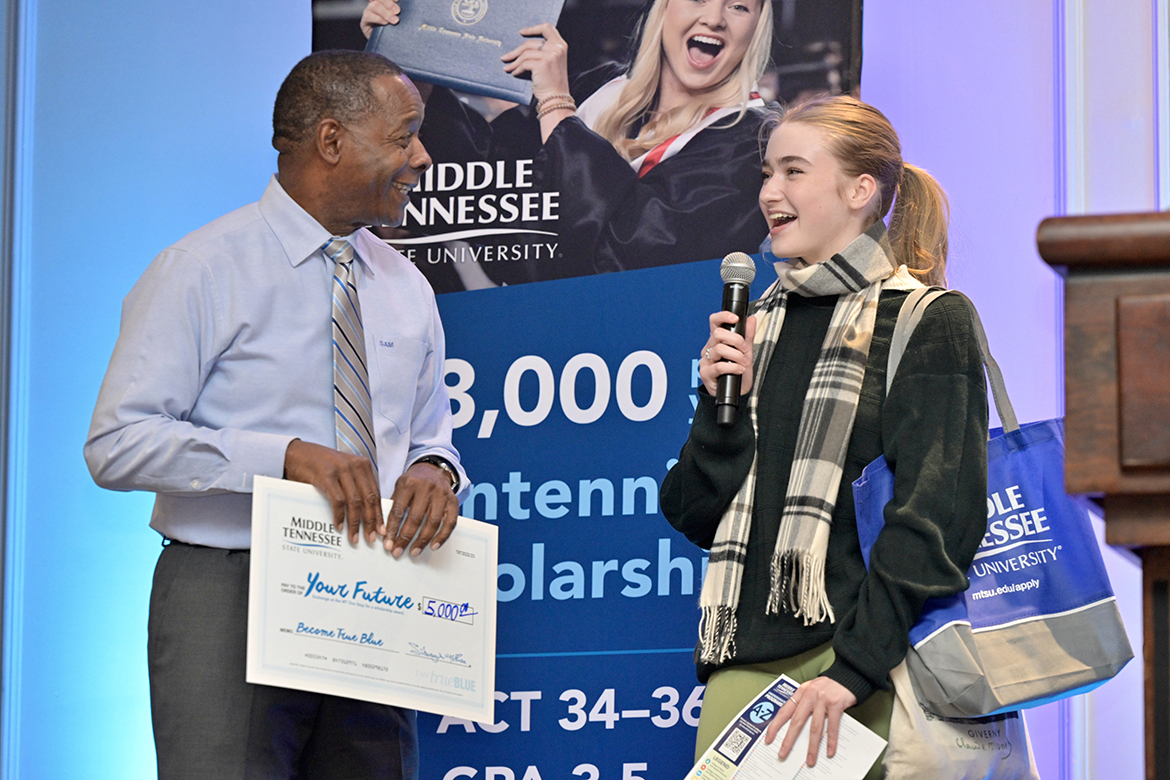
top-left (384, 461), bottom-right (459, 558)
top-left (763, 676), bottom-right (858, 767)
top-left (283, 439), bottom-right (383, 545)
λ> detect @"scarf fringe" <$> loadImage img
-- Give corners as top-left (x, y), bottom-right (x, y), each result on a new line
top-left (697, 605), bottom-right (738, 664)
top-left (767, 549), bottom-right (836, 627)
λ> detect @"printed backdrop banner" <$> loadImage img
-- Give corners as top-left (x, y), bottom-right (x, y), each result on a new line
top-left (425, 258), bottom-right (774, 779)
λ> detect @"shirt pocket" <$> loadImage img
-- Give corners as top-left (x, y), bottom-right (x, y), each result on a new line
top-left (372, 337), bottom-right (428, 434)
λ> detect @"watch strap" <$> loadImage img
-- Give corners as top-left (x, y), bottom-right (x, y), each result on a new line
top-left (414, 456), bottom-right (459, 493)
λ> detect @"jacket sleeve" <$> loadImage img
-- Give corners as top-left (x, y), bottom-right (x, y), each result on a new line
top-left (537, 115), bottom-right (769, 275)
top-left (824, 294), bottom-right (989, 701)
top-left (660, 391), bottom-right (757, 550)
top-left (419, 86), bottom-right (545, 164)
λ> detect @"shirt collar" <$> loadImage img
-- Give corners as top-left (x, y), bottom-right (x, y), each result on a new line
top-left (257, 175), bottom-right (375, 277)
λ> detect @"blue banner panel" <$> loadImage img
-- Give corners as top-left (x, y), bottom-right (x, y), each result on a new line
top-left (420, 654), bottom-right (705, 780)
top-left (420, 258), bottom-right (774, 778)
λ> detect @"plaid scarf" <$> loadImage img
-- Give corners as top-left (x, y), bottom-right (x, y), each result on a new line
top-left (698, 221), bottom-right (900, 665)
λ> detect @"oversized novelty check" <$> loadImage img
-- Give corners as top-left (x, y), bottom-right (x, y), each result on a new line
top-left (247, 475), bottom-right (497, 723)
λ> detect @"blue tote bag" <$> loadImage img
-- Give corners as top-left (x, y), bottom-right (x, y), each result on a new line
top-left (853, 288), bottom-right (1133, 718)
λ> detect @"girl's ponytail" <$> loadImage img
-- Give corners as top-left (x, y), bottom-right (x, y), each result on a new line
top-left (889, 163), bottom-right (949, 287)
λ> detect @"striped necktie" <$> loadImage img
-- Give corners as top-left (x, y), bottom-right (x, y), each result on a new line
top-left (324, 238), bottom-right (377, 469)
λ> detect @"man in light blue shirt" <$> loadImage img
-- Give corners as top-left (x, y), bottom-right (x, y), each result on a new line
top-left (85, 51), bottom-right (467, 780)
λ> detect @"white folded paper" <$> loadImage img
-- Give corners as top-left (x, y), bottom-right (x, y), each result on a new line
top-left (687, 674), bottom-right (886, 780)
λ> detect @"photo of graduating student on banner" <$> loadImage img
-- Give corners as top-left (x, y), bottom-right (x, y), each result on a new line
top-left (338, 0), bottom-right (860, 292)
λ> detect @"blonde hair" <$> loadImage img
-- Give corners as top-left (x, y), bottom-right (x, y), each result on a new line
top-left (777, 95), bottom-right (950, 286)
top-left (593, 0), bottom-right (774, 161)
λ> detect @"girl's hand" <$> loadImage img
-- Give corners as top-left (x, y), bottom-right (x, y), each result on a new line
top-left (501, 22), bottom-right (571, 103)
top-left (763, 676), bottom-right (858, 768)
top-left (361, 0), bottom-right (401, 38)
top-left (698, 312), bottom-right (757, 397)
top-left (360, 1), bottom-right (433, 101)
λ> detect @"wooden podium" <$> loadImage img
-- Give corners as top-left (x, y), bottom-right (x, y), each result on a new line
top-left (1038, 211), bottom-right (1170, 780)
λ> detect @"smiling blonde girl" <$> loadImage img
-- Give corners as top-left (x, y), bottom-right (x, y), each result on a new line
top-left (662, 96), bottom-right (988, 778)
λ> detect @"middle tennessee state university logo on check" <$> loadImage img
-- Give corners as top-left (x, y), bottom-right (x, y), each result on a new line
top-left (451, 0), bottom-right (488, 26)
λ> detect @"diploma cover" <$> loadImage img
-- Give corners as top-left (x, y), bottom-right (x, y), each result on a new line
top-left (365, 0), bottom-right (566, 103)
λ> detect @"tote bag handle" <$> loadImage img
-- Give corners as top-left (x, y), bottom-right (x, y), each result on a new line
top-left (886, 287), bottom-right (1019, 433)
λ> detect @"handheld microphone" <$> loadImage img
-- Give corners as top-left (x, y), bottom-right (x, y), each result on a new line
top-left (716, 252), bottom-right (756, 427)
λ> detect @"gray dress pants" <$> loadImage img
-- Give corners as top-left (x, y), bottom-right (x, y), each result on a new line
top-left (148, 541), bottom-right (418, 780)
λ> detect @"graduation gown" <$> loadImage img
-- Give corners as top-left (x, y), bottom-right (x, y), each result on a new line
top-left (401, 75), bottom-right (771, 290)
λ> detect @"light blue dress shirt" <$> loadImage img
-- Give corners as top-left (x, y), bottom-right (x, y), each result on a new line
top-left (85, 176), bottom-right (468, 549)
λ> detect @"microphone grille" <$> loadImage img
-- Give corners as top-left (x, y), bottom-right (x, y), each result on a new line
top-left (720, 252), bottom-right (756, 285)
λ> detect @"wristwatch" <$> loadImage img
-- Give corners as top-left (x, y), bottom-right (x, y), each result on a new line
top-left (414, 456), bottom-right (459, 493)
